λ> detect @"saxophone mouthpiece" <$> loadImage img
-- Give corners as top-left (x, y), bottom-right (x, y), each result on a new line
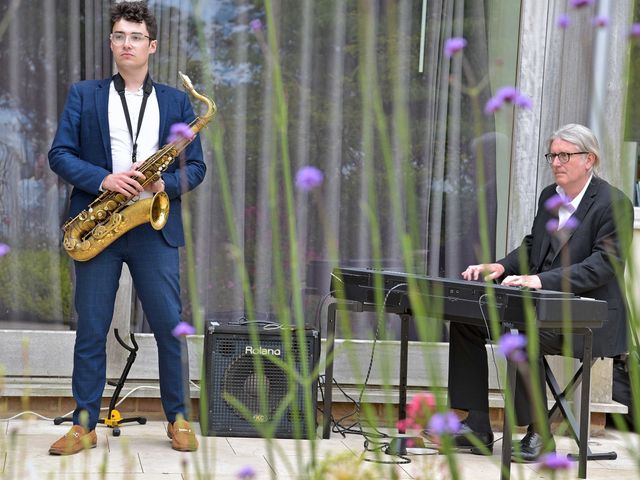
top-left (178, 71), bottom-right (193, 90)
top-left (177, 71), bottom-right (217, 129)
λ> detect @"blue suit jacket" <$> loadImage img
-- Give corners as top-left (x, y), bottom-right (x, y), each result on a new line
top-left (49, 77), bottom-right (206, 247)
top-left (498, 176), bottom-right (633, 358)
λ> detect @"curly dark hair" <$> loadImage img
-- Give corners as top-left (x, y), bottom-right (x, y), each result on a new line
top-left (110, 1), bottom-right (157, 40)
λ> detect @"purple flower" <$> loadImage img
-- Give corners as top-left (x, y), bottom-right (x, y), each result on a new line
top-left (484, 96), bottom-right (503, 114)
top-left (495, 86), bottom-right (518, 103)
top-left (167, 123), bottom-right (195, 144)
top-left (592, 15), bottom-right (609, 28)
top-left (570, 0), bottom-right (594, 8)
top-left (0, 243), bottom-right (9, 256)
top-left (484, 87), bottom-right (533, 115)
top-left (295, 166), bottom-right (324, 192)
top-left (545, 218), bottom-right (559, 233)
top-left (444, 37), bottom-right (467, 58)
top-left (562, 216), bottom-right (580, 231)
top-left (631, 23), bottom-right (640, 37)
top-left (557, 13), bottom-right (570, 29)
top-left (499, 333), bottom-right (527, 363)
top-left (237, 465), bottom-right (256, 479)
top-left (539, 452), bottom-right (572, 470)
top-left (172, 321), bottom-right (196, 337)
top-left (428, 412), bottom-right (461, 436)
top-left (513, 93), bottom-right (533, 109)
top-left (249, 19), bottom-right (263, 33)
top-left (544, 193), bottom-right (570, 212)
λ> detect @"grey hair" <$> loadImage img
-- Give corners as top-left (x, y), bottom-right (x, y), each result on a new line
top-left (547, 123), bottom-right (600, 171)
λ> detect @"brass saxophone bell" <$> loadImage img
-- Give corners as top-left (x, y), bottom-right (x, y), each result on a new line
top-left (61, 72), bottom-right (216, 261)
top-left (149, 191), bottom-right (170, 230)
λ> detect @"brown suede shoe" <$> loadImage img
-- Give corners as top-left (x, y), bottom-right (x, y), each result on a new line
top-left (49, 425), bottom-right (97, 455)
top-left (167, 419), bottom-right (199, 452)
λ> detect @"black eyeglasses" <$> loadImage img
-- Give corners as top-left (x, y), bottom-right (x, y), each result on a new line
top-left (110, 32), bottom-right (152, 45)
top-left (544, 152), bottom-right (589, 164)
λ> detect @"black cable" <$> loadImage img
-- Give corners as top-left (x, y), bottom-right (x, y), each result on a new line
top-left (317, 279), bottom-right (446, 464)
top-left (327, 395), bottom-right (412, 465)
top-left (228, 316), bottom-right (280, 328)
top-left (362, 438), bottom-right (412, 464)
top-left (327, 283), bottom-right (408, 435)
top-left (313, 290), bottom-right (336, 338)
top-left (358, 283), bottom-right (409, 403)
top-left (478, 293), bottom-right (505, 395)
top-left (478, 292), bottom-right (505, 445)
top-left (330, 379), bottom-right (388, 438)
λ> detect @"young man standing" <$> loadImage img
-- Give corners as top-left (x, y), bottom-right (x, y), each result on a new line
top-left (48, 1), bottom-right (205, 454)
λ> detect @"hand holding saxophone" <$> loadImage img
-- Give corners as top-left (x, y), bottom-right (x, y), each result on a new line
top-left (131, 160), bottom-right (166, 193)
top-left (62, 71), bottom-right (215, 261)
top-left (102, 161), bottom-right (164, 197)
top-left (102, 169), bottom-right (145, 197)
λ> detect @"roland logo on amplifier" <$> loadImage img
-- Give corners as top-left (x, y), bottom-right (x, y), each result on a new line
top-left (244, 345), bottom-right (281, 356)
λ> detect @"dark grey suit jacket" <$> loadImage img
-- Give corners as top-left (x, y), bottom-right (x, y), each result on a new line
top-left (498, 176), bottom-right (633, 358)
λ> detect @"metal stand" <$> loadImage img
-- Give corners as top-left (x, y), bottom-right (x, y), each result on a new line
top-left (54, 329), bottom-right (147, 436)
top-left (544, 351), bottom-right (617, 475)
top-left (322, 300), bottom-right (362, 438)
top-left (321, 298), bottom-right (423, 438)
top-left (322, 301), bottom-right (607, 480)
top-left (501, 328), bottom-right (608, 480)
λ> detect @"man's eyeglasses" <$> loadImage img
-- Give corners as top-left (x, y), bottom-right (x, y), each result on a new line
top-left (544, 151), bottom-right (589, 164)
top-left (110, 32), bottom-right (152, 46)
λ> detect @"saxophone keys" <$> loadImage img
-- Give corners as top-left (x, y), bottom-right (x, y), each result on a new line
top-left (93, 225), bottom-right (107, 239)
top-left (63, 237), bottom-right (76, 251)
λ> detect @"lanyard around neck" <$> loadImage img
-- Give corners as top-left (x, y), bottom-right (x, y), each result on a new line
top-left (112, 73), bottom-right (153, 162)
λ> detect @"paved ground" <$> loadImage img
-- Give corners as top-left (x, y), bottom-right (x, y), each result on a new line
top-left (1, 418), bottom-right (638, 479)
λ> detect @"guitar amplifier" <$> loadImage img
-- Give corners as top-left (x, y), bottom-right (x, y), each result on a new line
top-left (200, 322), bottom-right (320, 438)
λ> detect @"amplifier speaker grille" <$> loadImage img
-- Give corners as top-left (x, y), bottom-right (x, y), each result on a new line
top-left (201, 324), bottom-right (319, 439)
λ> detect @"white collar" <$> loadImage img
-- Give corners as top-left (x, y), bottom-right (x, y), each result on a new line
top-left (556, 173), bottom-right (593, 211)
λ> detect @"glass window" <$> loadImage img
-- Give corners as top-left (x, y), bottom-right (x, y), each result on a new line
top-left (627, 3), bottom-right (640, 206)
top-left (0, 1), bottom-right (519, 337)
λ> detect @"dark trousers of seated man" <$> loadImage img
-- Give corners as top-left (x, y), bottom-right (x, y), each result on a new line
top-left (448, 322), bottom-right (569, 432)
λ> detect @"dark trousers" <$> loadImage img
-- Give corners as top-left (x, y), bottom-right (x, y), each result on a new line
top-left (448, 322), bottom-right (564, 426)
top-left (72, 224), bottom-right (187, 430)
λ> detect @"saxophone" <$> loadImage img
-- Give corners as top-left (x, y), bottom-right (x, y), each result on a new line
top-left (62, 72), bottom-right (216, 262)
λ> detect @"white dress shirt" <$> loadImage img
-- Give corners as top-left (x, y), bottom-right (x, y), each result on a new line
top-left (555, 173), bottom-right (593, 230)
top-left (108, 81), bottom-right (160, 199)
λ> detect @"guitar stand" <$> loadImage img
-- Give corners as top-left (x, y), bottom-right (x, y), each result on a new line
top-left (53, 328), bottom-right (147, 436)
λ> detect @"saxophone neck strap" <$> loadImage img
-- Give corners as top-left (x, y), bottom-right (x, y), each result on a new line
top-left (112, 72), bottom-right (153, 163)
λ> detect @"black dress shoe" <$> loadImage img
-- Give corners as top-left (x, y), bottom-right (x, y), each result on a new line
top-left (451, 422), bottom-right (494, 455)
top-left (511, 431), bottom-right (556, 463)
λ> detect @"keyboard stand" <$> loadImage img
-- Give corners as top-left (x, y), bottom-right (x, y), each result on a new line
top-left (322, 298), bottom-right (423, 440)
top-left (322, 300), bottom-right (600, 480)
top-left (543, 353), bottom-right (617, 468)
top-left (322, 299), bottom-right (363, 438)
top-left (500, 327), bottom-right (596, 480)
